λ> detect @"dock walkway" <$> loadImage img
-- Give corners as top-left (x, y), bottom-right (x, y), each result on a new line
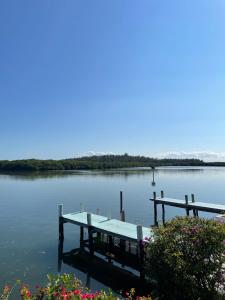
top-left (62, 211), bottom-right (153, 242)
top-left (150, 191), bottom-right (225, 226)
top-left (58, 206), bottom-right (153, 278)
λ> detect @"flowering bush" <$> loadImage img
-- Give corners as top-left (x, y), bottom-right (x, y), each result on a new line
top-left (145, 217), bottom-right (225, 300)
top-left (1, 274), bottom-right (152, 300)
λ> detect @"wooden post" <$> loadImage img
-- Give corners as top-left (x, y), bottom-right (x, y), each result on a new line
top-left (161, 191), bottom-right (165, 225)
top-left (58, 204), bottom-right (64, 241)
top-left (162, 204), bottom-right (165, 225)
top-left (58, 239), bottom-right (63, 273)
top-left (87, 213), bottom-right (94, 255)
top-left (87, 213), bottom-right (92, 226)
top-left (137, 225), bottom-right (144, 279)
top-left (153, 192), bottom-right (158, 226)
top-left (120, 191), bottom-right (123, 213)
top-left (80, 227), bottom-right (84, 247)
top-left (192, 194), bottom-right (199, 217)
top-left (185, 195), bottom-right (189, 216)
top-left (191, 193), bottom-right (196, 217)
top-left (120, 210), bottom-right (125, 222)
top-left (59, 204), bottom-right (63, 218)
top-left (137, 225), bottom-right (143, 243)
top-left (58, 204), bottom-right (64, 272)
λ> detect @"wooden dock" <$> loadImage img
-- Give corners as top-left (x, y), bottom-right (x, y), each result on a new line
top-left (61, 211), bottom-right (153, 242)
top-left (58, 204), bottom-right (153, 278)
top-left (151, 191), bottom-right (225, 226)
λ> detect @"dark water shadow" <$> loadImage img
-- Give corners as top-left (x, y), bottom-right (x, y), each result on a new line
top-left (58, 246), bottom-right (151, 295)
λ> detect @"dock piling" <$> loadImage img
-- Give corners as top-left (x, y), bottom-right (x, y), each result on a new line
top-left (80, 227), bottom-right (84, 247)
top-left (120, 191), bottom-right (123, 213)
top-left (59, 204), bottom-right (63, 217)
top-left (153, 192), bottom-right (158, 226)
top-left (137, 225), bottom-right (143, 242)
top-left (87, 213), bottom-right (92, 226)
top-left (58, 204), bottom-right (64, 264)
top-left (58, 204), bottom-right (64, 241)
top-left (191, 194), bottom-right (196, 217)
top-left (87, 213), bottom-right (94, 255)
top-left (137, 225), bottom-right (144, 279)
top-left (120, 210), bottom-right (125, 222)
top-left (185, 195), bottom-right (189, 216)
top-left (161, 191), bottom-right (165, 225)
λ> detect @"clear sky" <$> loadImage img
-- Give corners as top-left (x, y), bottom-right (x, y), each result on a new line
top-left (1, 0), bottom-right (225, 160)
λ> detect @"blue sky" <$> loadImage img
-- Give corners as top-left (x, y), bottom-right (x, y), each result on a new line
top-left (1, 0), bottom-right (225, 160)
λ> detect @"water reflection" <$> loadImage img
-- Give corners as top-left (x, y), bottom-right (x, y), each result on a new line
top-left (58, 244), bottom-right (150, 294)
top-left (0, 167), bottom-right (207, 181)
top-left (1, 166), bottom-right (225, 291)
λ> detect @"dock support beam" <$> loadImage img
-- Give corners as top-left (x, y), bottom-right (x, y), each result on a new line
top-left (87, 213), bottom-right (94, 255)
top-left (161, 191), bottom-right (165, 225)
top-left (153, 192), bottom-right (158, 226)
top-left (137, 225), bottom-right (144, 279)
top-left (120, 191), bottom-right (126, 222)
top-left (80, 227), bottom-right (84, 247)
top-left (58, 204), bottom-right (64, 241)
top-left (58, 204), bottom-right (64, 273)
top-left (185, 195), bottom-right (189, 216)
top-left (192, 193), bottom-right (196, 217)
top-left (120, 191), bottom-right (123, 213)
top-left (191, 193), bottom-right (198, 217)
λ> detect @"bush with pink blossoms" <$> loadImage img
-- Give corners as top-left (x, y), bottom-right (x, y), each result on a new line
top-left (145, 216), bottom-right (225, 300)
top-left (1, 274), bottom-right (152, 300)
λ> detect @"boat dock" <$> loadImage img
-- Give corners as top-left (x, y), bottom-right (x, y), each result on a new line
top-left (58, 203), bottom-right (153, 278)
top-left (58, 190), bottom-right (225, 279)
top-left (151, 191), bottom-right (225, 226)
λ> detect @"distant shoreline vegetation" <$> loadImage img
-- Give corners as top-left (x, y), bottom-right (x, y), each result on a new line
top-left (0, 154), bottom-right (224, 171)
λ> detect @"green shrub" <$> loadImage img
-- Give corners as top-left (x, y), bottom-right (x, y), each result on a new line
top-left (145, 217), bottom-right (225, 300)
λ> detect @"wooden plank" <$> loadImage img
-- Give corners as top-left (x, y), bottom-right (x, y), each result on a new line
top-left (189, 202), bottom-right (225, 213)
top-left (62, 212), bottom-right (153, 242)
top-left (62, 212), bottom-right (108, 227)
top-left (92, 218), bottom-right (153, 242)
top-left (151, 197), bottom-right (225, 214)
top-left (150, 197), bottom-right (187, 208)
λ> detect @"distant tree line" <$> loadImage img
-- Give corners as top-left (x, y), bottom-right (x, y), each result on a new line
top-left (0, 154), bottom-right (221, 171)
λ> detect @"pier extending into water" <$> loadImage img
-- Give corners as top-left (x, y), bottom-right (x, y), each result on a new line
top-left (58, 190), bottom-right (225, 280)
top-left (58, 196), bottom-right (153, 279)
top-left (151, 190), bottom-right (225, 226)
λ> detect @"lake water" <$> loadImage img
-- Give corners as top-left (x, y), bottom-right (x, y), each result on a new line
top-left (1, 167), bottom-right (225, 292)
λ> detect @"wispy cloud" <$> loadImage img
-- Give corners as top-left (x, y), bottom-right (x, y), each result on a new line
top-left (154, 151), bottom-right (225, 162)
top-left (83, 151), bottom-right (115, 156)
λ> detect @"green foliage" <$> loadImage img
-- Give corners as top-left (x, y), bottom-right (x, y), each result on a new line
top-left (145, 217), bottom-right (225, 300)
top-left (0, 155), bottom-right (205, 171)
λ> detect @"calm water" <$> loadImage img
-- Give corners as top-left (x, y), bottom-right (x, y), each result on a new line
top-left (1, 167), bottom-right (225, 291)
